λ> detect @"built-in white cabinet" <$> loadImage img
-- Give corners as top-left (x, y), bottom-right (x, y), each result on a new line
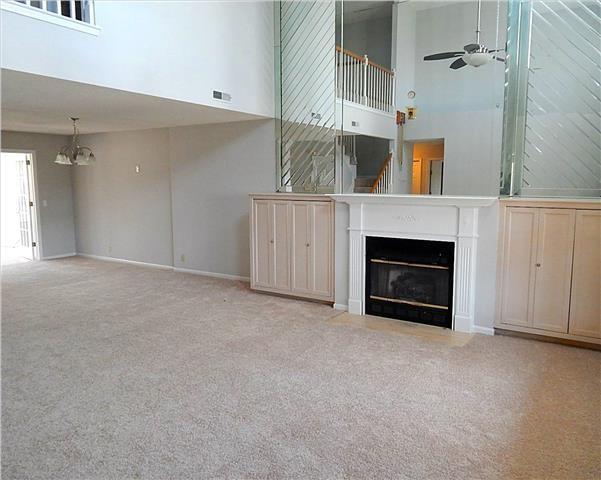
top-left (497, 200), bottom-right (601, 344)
top-left (250, 194), bottom-right (334, 302)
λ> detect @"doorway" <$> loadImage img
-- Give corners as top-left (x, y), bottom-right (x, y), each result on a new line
top-left (1, 151), bottom-right (39, 265)
top-left (411, 141), bottom-right (444, 195)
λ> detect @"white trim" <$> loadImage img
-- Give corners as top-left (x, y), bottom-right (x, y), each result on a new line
top-left (42, 252), bottom-right (76, 260)
top-left (333, 303), bottom-right (348, 311)
top-left (472, 326), bottom-right (495, 336)
top-left (77, 253), bottom-right (173, 271)
top-left (1, 1), bottom-right (101, 36)
top-left (173, 267), bottom-right (250, 282)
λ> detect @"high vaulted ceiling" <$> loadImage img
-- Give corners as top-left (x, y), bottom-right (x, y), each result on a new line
top-left (1, 69), bottom-right (265, 135)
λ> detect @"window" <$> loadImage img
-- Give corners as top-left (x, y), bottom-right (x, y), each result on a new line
top-left (1, 0), bottom-right (100, 35)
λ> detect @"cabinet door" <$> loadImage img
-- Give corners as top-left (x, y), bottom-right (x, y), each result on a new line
top-left (569, 210), bottom-right (601, 338)
top-left (252, 200), bottom-right (272, 288)
top-left (500, 207), bottom-right (539, 327)
top-left (531, 209), bottom-right (575, 333)
top-left (271, 201), bottom-right (291, 291)
top-left (310, 202), bottom-right (333, 298)
top-left (291, 202), bottom-right (312, 294)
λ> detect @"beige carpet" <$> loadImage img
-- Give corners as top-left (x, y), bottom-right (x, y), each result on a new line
top-left (2, 257), bottom-right (600, 479)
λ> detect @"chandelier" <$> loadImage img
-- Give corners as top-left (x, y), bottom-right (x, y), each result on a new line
top-left (55, 117), bottom-right (96, 165)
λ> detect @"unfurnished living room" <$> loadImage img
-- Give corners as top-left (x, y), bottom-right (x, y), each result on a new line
top-left (1, 1), bottom-right (599, 479)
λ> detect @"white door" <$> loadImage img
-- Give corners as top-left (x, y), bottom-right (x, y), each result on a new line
top-left (531, 208), bottom-right (575, 333)
top-left (500, 207), bottom-right (539, 327)
top-left (1, 152), bottom-right (37, 263)
top-left (569, 210), bottom-right (601, 338)
top-left (429, 160), bottom-right (443, 195)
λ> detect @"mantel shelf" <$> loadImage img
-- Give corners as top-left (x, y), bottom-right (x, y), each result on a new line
top-left (328, 194), bottom-right (498, 208)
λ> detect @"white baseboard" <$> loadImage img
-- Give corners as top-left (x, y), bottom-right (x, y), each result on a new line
top-left (77, 253), bottom-right (173, 271)
top-left (472, 325), bottom-right (495, 336)
top-left (42, 252), bottom-right (76, 260)
top-left (333, 303), bottom-right (348, 311)
top-left (173, 267), bottom-right (250, 282)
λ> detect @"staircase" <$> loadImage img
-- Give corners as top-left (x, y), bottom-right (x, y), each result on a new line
top-left (354, 175), bottom-right (377, 193)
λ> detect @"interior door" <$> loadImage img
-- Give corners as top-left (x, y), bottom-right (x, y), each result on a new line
top-left (429, 160), bottom-right (443, 195)
top-left (271, 201), bottom-right (291, 291)
top-left (310, 202), bottom-right (333, 297)
top-left (252, 200), bottom-right (272, 288)
top-left (500, 207), bottom-right (539, 327)
top-left (531, 208), bottom-right (575, 333)
top-left (569, 210), bottom-right (601, 338)
top-left (291, 202), bottom-right (311, 294)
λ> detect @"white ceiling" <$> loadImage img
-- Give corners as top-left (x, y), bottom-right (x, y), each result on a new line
top-left (1, 69), bottom-right (265, 135)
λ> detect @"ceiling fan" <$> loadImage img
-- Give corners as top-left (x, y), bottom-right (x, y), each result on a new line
top-left (423, 0), bottom-right (505, 70)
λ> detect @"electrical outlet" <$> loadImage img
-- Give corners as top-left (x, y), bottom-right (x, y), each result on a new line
top-left (407, 107), bottom-right (417, 120)
top-left (180, 254), bottom-right (185, 263)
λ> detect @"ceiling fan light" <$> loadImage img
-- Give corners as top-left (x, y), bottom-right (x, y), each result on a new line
top-left (463, 52), bottom-right (492, 67)
top-left (55, 153), bottom-right (72, 165)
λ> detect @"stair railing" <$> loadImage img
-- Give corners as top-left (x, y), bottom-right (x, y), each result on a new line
top-left (336, 46), bottom-right (395, 114)
top-left (370, 152), bottom-right (393, 194)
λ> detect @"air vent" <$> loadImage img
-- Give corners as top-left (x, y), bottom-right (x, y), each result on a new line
top-left (213, 90), bottom-right (231, 102)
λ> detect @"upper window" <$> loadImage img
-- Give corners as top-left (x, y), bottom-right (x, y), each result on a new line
top-left (2, 0), bottom-right (100, 35)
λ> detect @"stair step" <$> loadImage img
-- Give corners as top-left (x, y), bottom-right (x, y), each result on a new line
top-left (354, 186), bottom-right (372, 193)
top-left (354, 176), bottom-right (377, 187)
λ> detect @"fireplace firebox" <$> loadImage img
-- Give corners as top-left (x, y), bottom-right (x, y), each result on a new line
top-left (365, 236), bottom-right (454, 328)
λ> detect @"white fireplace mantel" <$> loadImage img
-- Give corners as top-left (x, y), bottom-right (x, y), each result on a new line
top-left (329, 194), bottom-right (498, 333)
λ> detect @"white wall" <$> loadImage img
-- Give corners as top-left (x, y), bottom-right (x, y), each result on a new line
top-left (1, 131), bottom-right (76, 258)
top-left (73, 129), bottom-right (174, 266)
top-left (1, 1), bottom-right (274, 119)
top-left (393, 1), bottom-right (506, 196)
top-left (169, 120), bottom-right (275, 278)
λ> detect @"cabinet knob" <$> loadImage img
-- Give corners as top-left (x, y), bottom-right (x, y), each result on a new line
top-left (270, 239), bottom-right (274, 244)
top-left (536, 263), bottom-right (541, 267)
top-left (306, 243), bottom-right (310, 247)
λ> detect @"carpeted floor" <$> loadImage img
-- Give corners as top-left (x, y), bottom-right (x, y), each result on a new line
top-left (2, 257), bottom-right (600, 479)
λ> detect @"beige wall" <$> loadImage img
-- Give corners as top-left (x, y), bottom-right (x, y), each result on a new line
top-left (1, 131), bottom-right (76, 258)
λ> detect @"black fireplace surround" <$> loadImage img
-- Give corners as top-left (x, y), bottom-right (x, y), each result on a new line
top-left (365, 236), bottom-right (454, 329)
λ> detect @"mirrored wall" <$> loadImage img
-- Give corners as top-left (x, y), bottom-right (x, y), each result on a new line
top-left (501, 0), bottom-right (601, 197)
top-left (274, 0), bottom-right (599, 198)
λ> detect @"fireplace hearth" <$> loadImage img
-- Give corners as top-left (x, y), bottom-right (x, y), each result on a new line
top-left (365, 236), bottom-right (454, 328)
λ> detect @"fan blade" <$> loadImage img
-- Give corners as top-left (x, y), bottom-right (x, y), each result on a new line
top-left (450, 58), bottom-right (467, 69)
top-left (424, 51), bottom-right (464, 61)
top-left (464, 43), bottom-right (479, 53)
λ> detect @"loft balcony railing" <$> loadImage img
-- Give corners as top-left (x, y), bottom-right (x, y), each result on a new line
top-left (336, 46), bottom-right (395, 114)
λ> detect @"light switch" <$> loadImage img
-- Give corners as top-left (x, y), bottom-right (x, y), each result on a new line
top-left (42, 200), bottom-right (48, 207)
top-left (135, 165), bottom-right (141, 174)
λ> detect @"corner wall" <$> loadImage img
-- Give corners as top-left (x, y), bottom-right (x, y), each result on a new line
top-left (1, 130), bottom-right (76, 258)
top-left (71, 120), bottom-right (276, 278)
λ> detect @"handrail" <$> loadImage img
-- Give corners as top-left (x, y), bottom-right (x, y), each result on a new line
top-left (335, 45), bottom-right (394, 75)
top-left (370, 152), bottom-right (393, 194)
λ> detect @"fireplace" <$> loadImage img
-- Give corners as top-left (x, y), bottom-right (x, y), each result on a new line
top-left (365, 236), bottom-right (454, 328)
